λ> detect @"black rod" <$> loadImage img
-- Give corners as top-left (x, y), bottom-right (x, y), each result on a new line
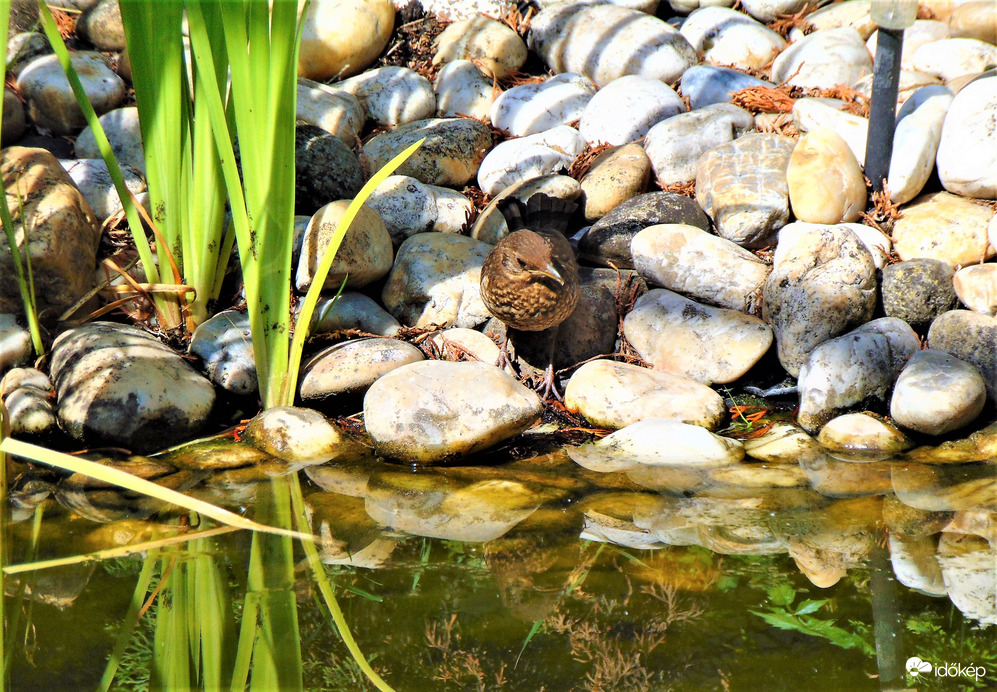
top-left (865, 27), bottom-right (905, 192)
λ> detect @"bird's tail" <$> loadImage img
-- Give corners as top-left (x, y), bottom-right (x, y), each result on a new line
top-left (498, 193), bottom-right (577, 237)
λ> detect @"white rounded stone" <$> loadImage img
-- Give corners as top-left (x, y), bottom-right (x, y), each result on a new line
top-left (568, 418), bottom-right (744, 469)
top-left (491, 72), bottom-right (597, 137)
top-left (335, 66), bottom-right (436, 126)
top-left (476, 125), bottom-right (586, 196)
top-left (434, 60), bottom-right (497, 122)
top-left (578, 75), bottom-right (684, 146)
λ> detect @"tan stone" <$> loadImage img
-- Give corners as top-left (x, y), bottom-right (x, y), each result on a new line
top-left (433, 16), bottom-right (527, 80)
top-left (787, 127), bottom-right (866, 224)
top-left (954, 264), bottom-right (997, 315)
top-left (296, 201), bottom-right (392, 291)
top-left (949, 0), bottom-right (997, 43)
top-left (0, 147), bottom-right (99, 319)
top-left (298, 0), bottom-right (394, 81)
top-left (892, 191), bottom-right (994, 267)
top-left (579, 143), bottom-right (651, 222)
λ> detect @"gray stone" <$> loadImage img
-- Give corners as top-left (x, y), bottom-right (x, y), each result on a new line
top-left (881, 259), bottom-right (958, 330)
top-left (296, 201), bottom-right (393, 291)
top-left (936, 74), bottom-right (997, 199)
top-left (305, 292), bottom-right (401, 336)
top-left (74, 106), bottom-right (144, 172)
top-left (476, 125), bottom-right (585, 196)
top-left (244, 406), bottom-right (356, 464)
top-left (188, 309), bottom-right (256, 395)
top-left (680, 65), bottom-right (773, 110)
top-left (763, 223), bottom-right (877, 376)
top-left (433, 60), bottom-right (496, 122)
top-left (294, 124), bottom-right (364, 214)
top-left (579, 191), bottom-right (710, 268)
top-left (6, 32), bottom-right (51, 77)
top-left (0, 367), bottom-right (56, 436)
top-left (695, 132), bottom-right (795, 249)
top-left (62, 158), bottom-right (147, 221)
top-left (888, 86), bottom-right (951, 204)
top-left (432, 15), bottom-right (527, 80)
top-left (891, 349), bottom-right (986, 435)
top-left (928, 310), bottom-right (997, 399)
top-left (771, 27), bottom-right (872, 89)
top-left (76, 0), bottom-right (124, 51)
top-left (50, 322), bottom-right (215, 452)
top-left (363, 360), bottom-right (542, 464)
top-left (2, 88), bottom-right (26, 142)
top-left (680, 7), bottom-right (784, 71)
top-left (299, 337), bottom-right (425, 400)
top-left (0, 314), bottom-right (33, 375)
top-left (18, 52), bottom-right (125, 134)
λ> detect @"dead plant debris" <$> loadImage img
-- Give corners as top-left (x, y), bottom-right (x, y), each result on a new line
top-left (569, 142), bottom-right (614, 180)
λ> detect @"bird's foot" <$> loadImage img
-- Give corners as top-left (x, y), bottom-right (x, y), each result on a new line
top-left (536, 363), bottom-right (563, 403)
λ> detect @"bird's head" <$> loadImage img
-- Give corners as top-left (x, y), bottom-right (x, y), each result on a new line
top-left (501, 230), bottom-right (564, 285)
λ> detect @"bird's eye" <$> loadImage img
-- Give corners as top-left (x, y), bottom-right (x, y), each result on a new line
top-left (515, 257), bottom-right (527, 270)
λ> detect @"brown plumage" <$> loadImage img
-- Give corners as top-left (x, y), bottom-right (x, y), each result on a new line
top-left (480, 194), bottom-right (580, 331)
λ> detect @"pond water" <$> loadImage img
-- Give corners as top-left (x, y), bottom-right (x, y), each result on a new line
top-left (2, 437), bottom-right (995, 691)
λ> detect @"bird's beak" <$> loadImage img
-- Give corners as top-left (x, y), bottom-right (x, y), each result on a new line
top-left (537, 262), bottom-right (564, 285)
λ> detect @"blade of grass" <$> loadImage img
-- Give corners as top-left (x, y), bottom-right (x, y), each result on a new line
top-left (0, 438), bottom-right (314, 541)
top-left (98, 550), bottom-right (158, 692)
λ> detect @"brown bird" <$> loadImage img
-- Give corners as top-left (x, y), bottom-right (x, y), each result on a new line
top-left (480, 193), bottom-right (580, 399)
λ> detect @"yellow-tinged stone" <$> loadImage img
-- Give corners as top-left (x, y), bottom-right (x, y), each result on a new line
top-left (787, 127), bottom-right (866, 224)
top-left (892, 191), bottom-right (994, 266)
top-left (433, 16), bottom-right (527, 80)
top-left (298, 0), bottom-right (394, 81)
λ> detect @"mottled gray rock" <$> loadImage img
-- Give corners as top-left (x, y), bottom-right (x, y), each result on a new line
top-left (891, 349), bottom-right (986, 435)
top-left (695, 132), bottom-right (795, 249)
top-left (299, 338), bottom-right (425, 400)
top-left (76, 0), bottom-right (124, 51)
top-left (17, 52), bottom-right (125, 134)
top-left (680, 65), bottom-right (773, 110)
top-left (335, 66), bottom-right (435, 126)
top-left (797, 318), bottom-right (921, 432)
top-left (763, 223), bottom-right (877, 377)
top-left (579, 191), bottom-right (710, 268)
top-left (881, 259), bottom-right (958, 330)
top-left (528, 2), bottom-right (698, 87)
top-left (644, 103), bottom-right (754, 186)
top-left (296, 78), bottom-right (365, 144)
top-left (381, 232), bottom-right (492, 328)
top-left (631, 223), bottom-right (770, 314)
top-left (363, 360), bottom-right (542, 464)
top-left (0, 367), bottom-right (56, 436)
top-left (50, 322), bottom-right (215, 452)
top-left (62, 159), bottom-right (147, 221)
top-left (6, 32), bottom-right (51, 78)
top-left (296, 201), bottom-right (393, 292)
top-left (294, 124), bottom-right (364, 214)
top-left (928, 310), bottom-right (997, 399)
top-left (564, 359), bottom-right (726, 430)
top-left (578, 75), bottom-right (685, 146)
top-left (1, 147), bottom-right (100, 320)
top-left (491, 72), bottom-right (596, 137)
top-left (244, 406), bottom-right (356, 464)
top-left (306, 292), bottom-right (401, 336)
top-left (74, 105), bottom-right (144, 172)
top-left (363, 117), bottom-right (493, 187)
top-left (188, 309), bottom-right (257, 395)
top-left (623, 288), bottom-right (772, 384)
top-left (2, 88), bottom-right (26, 142)
top-left (936, 74), bottom-right (997, 199)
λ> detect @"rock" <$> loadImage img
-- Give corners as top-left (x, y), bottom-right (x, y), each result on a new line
top-left (6, 32), bottom-right (52, 78)
top-left (740, 0), bottom-right (809, 22)
top-left (335, 66), bottom-right (435, 126)
top-left (569, 418), bottom-right (744, 469)
top-left (0, 147), bottom-right (100, 319)
top-left (363, 360), bottom-right (542, 464)
top-left (0, 315), bottom-right (33, 374)
top-left (792, 98), bottom-right (869, 166)
top-left (787, 0), bottom-right (876, 39)
top-left (528, 2), bottom-right (698, 87)
top-left (0, 367), bottom-right (56, 436)
top-left (797, 318), bottom-right (921, 432)
top-left (363, 117), bottom-right (493, 187)
top-left (296, 78), bottom-right (365, 144)
top-left (695, 132), bottom-right (795, 249)
top-left (76, 0), bottom-right (125, 51)
top-left (644, 103), bottom-right (755, 186)
top-left (881, 259), bottom-right (958, 330)
top-left (433, 15), bottom-right (527, 80)
top-left (891, 350), bottom-right (986, 435)
top-left (771, 28), bottom-right (872, 89)
top-left (911, 38), bottom-right (997, 83)
top-left (296, 201), bottom-right (393, 291)
top-left (579, 191), bottom-right (710, 267)
top-left (631, 224), bottom-right (771, 314)
top-left (742, 422), bottom-right (824, 464)
top-left (433, 60), bottom-right (496, 121)
top-left (948, 0), bottom-right (997, 43)
top-left (564, 359), bottom-right (726, 430)
top-left (188, 309), bottom-right (256, 395)
top-left (937, 533), bottom-right (997, 626)
top-left (244, 406), bottom-right (353, 464)
top-left (491, 72), bottom-right (596, 137)
top-left (763, 223), bottom-right (877, 376)
top-left (623, 288), bottom-right (773, 384)
top-left (928, 310), bottom-right (997, 398)
top-left (471, 176), bottom-right (581, 245)
top-left (844, 223), bottom-right (892, 270)
top-left (426, 327), bottom-right (501, 366)
top-left (787, 127), bottom-right (866, 224)
top-left (306, 292), bottom-right (401, 336)
top-left (74, 105), bottom-right (145, 172)
top-left (50, 322), bottom-right (215, 452)
top-left (680, 65), bottom-right (773, 110)
top-left (679, 7), bottom-right (785, 71)
top-left (17, 52), bottom-right (125, 134)
top-left (668, 0), bottom-right (737, 12)
top-left (817, 413), bottom-right (914, 459)
top-left (476, 125), bottom-right (585, 196)
top-left (432, 186), bottom-right (475, 235)
top-left (936, 75), bottom-right (997, 199)
top-left (299, 337), bottom-right (425, 400)
top-left (579, 143), bottom-right (651, 222)
top-left (867, 20), bottom-right (951, 72)
top-left (800, 453), bottom-right (895, 497)
top-left (2, 88), bottom-right (26, 142)
top-left (62, 159), bottom-right (147, 222)
top-left (889, 533), bottom-right (947, 597)
top-left (954, 264), bottom-right (997, 315)
top-left (578, 75), bottom-right (685, 146)
top-left (298, 0), bottom-right (393, 81)
top-left (365, 175), bottom-right (436, 245)
top-left (381, 232), bottom-right (492, 328)
top-left (895, 465), bottom-right (997, 513)
top-left (888, 86), bottom-right (952, 204)
top-left (892, 191), bottom-right (994, 267)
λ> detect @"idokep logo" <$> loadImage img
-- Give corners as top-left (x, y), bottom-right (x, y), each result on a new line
top-left (906, 656), bottom-right (989, 683)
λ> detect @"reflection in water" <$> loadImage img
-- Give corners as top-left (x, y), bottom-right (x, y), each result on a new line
top-left (3, 434), bottom-right (995, 688)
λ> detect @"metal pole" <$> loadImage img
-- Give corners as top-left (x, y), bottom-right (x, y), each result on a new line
top-left (864, 28), bottom-right (905, 192)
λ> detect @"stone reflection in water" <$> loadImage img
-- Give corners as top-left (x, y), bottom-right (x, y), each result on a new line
top-left (799, 451), bottom-right (895, 496)
top-left (305, 491), bottom-right (398, 568)
top-left (937, 532), bottom-right (997, 627)
top-left (892, 461), bottom-right (996, 511)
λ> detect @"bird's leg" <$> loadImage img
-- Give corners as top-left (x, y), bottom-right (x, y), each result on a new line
top-left (538, 324), bottom-right (563, 402)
